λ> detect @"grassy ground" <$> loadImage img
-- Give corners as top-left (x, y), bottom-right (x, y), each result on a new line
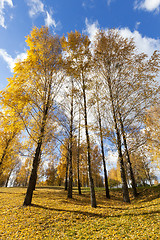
top-left (0, 185), bottom-right (160, 239)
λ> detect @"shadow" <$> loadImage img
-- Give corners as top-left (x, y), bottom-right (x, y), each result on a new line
top-left (130, 203), bottom-right (160, 210)
top-left (31, 203), bottom-right (103, 218)
top-left (135, 189), bottom-right (160, 203)
top-left (36, 186), bottom-right (64, 190)
top-left (0, 191), bottom-right (25, 195)
top-left (30, 203), bottom-right (160, 219)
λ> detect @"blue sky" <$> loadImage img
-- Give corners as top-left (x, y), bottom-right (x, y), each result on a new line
top-left (1, 0), bottom-right (160, 89)
top-left (0, 0), bottom-right (160, 180)
top-left (0, 0), bottom-right (160, 90)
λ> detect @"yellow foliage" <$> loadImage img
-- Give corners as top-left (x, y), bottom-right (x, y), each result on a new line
top-left (145, 106), bottom-right (160, 169)
top-left (0, 110), bottom-right (22, 183)
top-left (0, 186), bottom-right (159, 239)
top-left (57, 139), bottom-right (104, 187)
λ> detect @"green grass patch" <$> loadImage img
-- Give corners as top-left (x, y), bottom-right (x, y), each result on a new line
top-left (0, 186), bottom-right (159, 239)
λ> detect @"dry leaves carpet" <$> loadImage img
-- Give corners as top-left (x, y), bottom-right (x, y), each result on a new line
top-left (0, 186), bottom-right (160, 239)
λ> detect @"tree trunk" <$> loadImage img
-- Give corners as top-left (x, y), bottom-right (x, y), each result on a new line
top-left (23, 90), bottom-right (50, 206)
top-left (77, 106), bottom-right (82, 195)
top-left (82, 76), bottom-right (97, 208)
top-left (118, 110), bottom-right (138, 198)
top-left (33, 150), bottom-right (41, 191)
top-left (142, 158), bottom-right (152, 186)
top-left (68, 78), bottom-right (74, 198)
top-left (97, 100), bottom-right (110, 198)
top-left (24, 171), bottom-right (29, 187)
top-left (147, 173), bottom-right (152, 186)
top-left (65, 145), bottom-right (69, 191)
top-left (5, 169), bottom-right (13, 187)
top-left (107, 77), bottom-right (130, 203)
top-left (68, 142), bottom-right (73, 198)
top-left (23, 138), bottom-right (42, 206)
top-left (0, 137), bottom-right (13, 168)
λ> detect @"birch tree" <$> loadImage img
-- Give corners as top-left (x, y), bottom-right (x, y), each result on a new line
top-left (93, 29), bottom-right (160, 201)
top-left (61, 31), bottom-right (97, 207)
top-left (1, 26), bottom-right (63, 206)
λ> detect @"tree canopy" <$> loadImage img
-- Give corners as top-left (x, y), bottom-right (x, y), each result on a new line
top-left (0, 26), bottom-right (159, 207)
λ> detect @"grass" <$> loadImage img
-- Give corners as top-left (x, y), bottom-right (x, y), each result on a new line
top-left (0, 185), bottom-right (160, 239)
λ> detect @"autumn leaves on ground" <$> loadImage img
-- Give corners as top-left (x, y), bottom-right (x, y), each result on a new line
top-left (0, 186), bottom-right (159, 239)
top-left (0, 26), bottom-right (160, 239)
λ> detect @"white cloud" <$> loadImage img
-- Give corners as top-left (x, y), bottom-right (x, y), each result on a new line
top-left (27, 0), bottom-right (44, 17)
top-left (84, 19), bottom-right (160, 58)
top-left (0, 49), bottom-right (27, 72)
top-left (16, 52), bottom-right (28, 62)
top-left (0, 15), bottom-right (5, 28)
top-left (0, 49), bottom-right (15, 70)
top-left (135, 0), bottom-right (160, 12)
top-left (135, 21), bottom-right (141, 30)
top-left (27, 0), bottom-right (58, 30)
top-left (107, 0), bottom-right (117, 6)
top-left (84, 18), bottom-right (99, 42)
top-left (106, 150), bottom-right (118, 170)
top-left (82, 0), bottom-right (95, 9)
top-left (45, 11), bottom-right (56, 28)
top-left (82, 2), bottom-right (86, 8)
top-left (119, 27), bottom-right (160, 57)
top-left (107, 0), bottom-right (112, 6)
top-left (0, 0), bottom-right (13, 28)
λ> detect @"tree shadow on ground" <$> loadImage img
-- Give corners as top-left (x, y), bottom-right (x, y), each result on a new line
top-left (135, 187), bottom-right (160, 203)
top-left (30, 203), bottom-right (160, 219)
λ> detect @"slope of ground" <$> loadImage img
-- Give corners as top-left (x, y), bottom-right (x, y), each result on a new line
top-left (0, 186), bottom-right (159, 239)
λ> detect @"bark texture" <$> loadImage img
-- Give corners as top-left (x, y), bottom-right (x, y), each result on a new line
top-left (68, 78), bottom-right (74, 198)
top-left (23, 87), bottom-right (50, 206)
top-left (118, 110), bottom-right (138, 198)
top-left (82, 76), bottom-right (97, 208)
top-left (108, 77), bottom-right (130, 203)
top-left (77, 106), bottom-right (82, 195)
top-left (65, 145), bottom-right (69, 191)
top-left (97, 100), bottom-right (110, 198)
